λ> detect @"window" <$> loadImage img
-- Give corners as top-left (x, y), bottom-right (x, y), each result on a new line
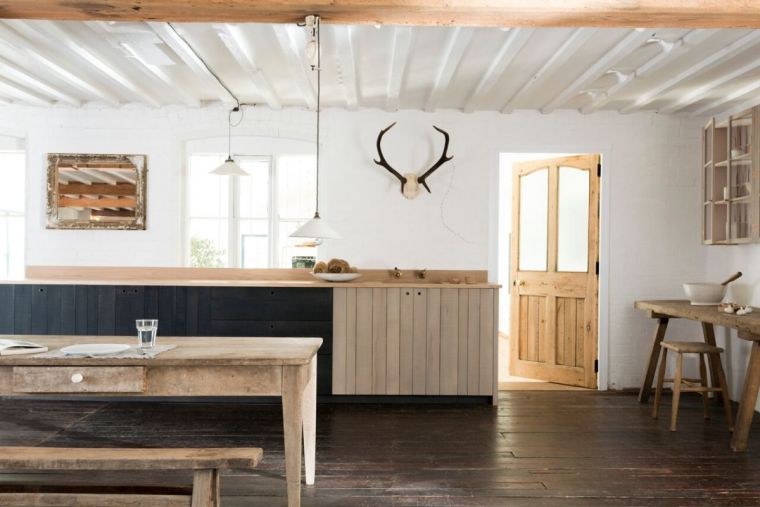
top-left (0, 151), bottom-right (25, 279)
top-left (186, 153), bottom-right (317, 268)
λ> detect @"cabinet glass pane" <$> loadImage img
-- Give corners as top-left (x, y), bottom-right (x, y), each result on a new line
top-left (557, 167), bottom-right (589, 272)
top-left (704, 125), bottom-right (712, 163)
top-left (730, 202), bottom-right (751, 241)
top-left (730, 161), bottom-right (752, 200)
top-left (518, 168), bottom-right (549, 271)
top-left (703, 163), bottom-right (712, 202)
top-left (730, 118), bottom-right (752, 159)
top-left (703, 204), bottom-right (711, 242)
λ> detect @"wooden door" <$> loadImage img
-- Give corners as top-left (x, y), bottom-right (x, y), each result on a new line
top-left (509, 154), bottom-right (599, 388)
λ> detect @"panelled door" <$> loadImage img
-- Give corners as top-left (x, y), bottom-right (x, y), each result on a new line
top-left (509, 154), bottom-right (600, 388)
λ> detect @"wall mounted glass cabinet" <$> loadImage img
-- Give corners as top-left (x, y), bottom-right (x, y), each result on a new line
top-left (702, 106), bottom-right (760, 245)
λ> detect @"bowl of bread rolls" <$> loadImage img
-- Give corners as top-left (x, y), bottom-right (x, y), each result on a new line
top-left (311, 258), bottom-right (362, 282)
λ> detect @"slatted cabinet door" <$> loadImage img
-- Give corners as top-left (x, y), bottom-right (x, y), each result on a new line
top-left (333, 287), bottom-right (497, 399)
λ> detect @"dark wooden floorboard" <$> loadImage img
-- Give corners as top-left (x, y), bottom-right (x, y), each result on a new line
top-left (0, 391), bottom-right (759, 506)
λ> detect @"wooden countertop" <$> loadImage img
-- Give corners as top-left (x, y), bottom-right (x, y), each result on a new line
top-left (635, 300), bottom-right (760, 339)
top-left (0, 278), bottom-right (500, 289)
top-left (0, 336), bottom-right (323, 366)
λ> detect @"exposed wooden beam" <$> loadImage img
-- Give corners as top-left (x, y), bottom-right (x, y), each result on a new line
top-left (0, 75), bottom-right (53, 107)
top-left (332, 25), bottom-right (359, 110)
top-left (620, 31), bottom-right (760, 113)
top-left (659, 58), bottom-right (760, 114)
top-left (8, 20), bottom-right (162, 107)
top-left (501, 28), bottom-right (595, 114)
top-left (216, 24), bottom-right (282, 109)
top-left (58, 183), bottom-right (136, 196)
top-left (540, 28), bottom-right (650, 114)
top-left (271, 24), bottom-right (318, 110)
top-left (2, 1), bottom-right (760, 28)
top-left (0, 23), bottom-right (120, 106)
top-left (59, 197), bottom-right (136, 208)
top-left (424, 27), bottom-right (474, 112)
top-left (462, 28), bottom-right (533, 113)
top-left (147, 22), bottom-right (235, 104)
top-left (386, 27), bottom-right (413, 111)
top-left (0, 56), bottom-right (80, 106)
top-left (581, 30), bottom-right (712, 114)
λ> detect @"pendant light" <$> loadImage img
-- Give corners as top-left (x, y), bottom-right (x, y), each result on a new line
top-left (211, 106), bottom-right (248, 176)
top-left (291, 15), bottom-right (341, 241)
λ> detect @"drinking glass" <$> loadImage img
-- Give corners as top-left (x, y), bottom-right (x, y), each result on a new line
top-left (136, 319), bottom-right (158, 349)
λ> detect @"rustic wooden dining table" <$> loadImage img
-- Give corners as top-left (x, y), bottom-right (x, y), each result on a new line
top-left (0, 335), bottom-right (321, 507)
top-left (635, 300), bottom-right (760, 451)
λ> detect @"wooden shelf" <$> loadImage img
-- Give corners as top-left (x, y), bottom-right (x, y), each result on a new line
top-left (702, 106), bottom-right (759, 245)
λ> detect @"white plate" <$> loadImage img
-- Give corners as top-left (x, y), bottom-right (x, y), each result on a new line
top-left (312, 273), bottom-right (362, 282)
top-left (60, 343), bottom-right (131, 356)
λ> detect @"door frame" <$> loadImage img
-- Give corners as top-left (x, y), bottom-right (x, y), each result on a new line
top-left (489, 147), bottom-right (611, 390)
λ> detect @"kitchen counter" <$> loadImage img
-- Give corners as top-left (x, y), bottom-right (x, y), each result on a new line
top-left (0, 278), bottom-right (500, 289)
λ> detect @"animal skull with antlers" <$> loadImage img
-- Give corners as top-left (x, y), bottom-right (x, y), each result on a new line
top-left (374, 122), bottom-right (453, 199)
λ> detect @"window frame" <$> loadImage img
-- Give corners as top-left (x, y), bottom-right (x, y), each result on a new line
top-left (184, 152), bottom-right (315, 269)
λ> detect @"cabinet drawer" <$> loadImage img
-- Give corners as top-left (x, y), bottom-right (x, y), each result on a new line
top-left (12, 366), bottom-right (146, 393)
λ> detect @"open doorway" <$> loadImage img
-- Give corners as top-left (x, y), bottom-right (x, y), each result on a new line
top-left (498, 153), bottom-right (601, 391)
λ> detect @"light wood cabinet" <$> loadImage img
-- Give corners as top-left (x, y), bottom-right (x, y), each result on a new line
top-left (702, 106), bottom-right (760, 244)
top-left (332, 287), bottom-right (498, 402)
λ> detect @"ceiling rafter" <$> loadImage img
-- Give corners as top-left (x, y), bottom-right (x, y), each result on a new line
top-left (541, 28), bottom-right (650, 114)
top-left (581, 30), bottom-right (711, 114)
top-left (424, 27), bottom-right (474, 112)
top-left (386, 26), bottom-right (413, 112)
top-left (0, 55), bottom-right (80, 106)
top-left (462, 28), bottom-right (533, 114)
top-left (620, 30), bottom-right (760, 113)
top-left (272, 24), bottom-right (318, 110)
top-left (693, 78), bottom-right (760, 116)
top-left (11, 20), bottom-right (162, 107)
top-left (216, 24), bottom-right (282, 110)
top-left (501, 28), bottom-right (595, 113)
top-left (332, 25), bottom-right (359, 110)
top-left (659, 58), bottom-right (760, 114)
top-left (0, 75), bottom-right (53, 106)
top-left (0, 23), bottom-right (120, 106)
top-left (147, 21), bottom-right (235, 105)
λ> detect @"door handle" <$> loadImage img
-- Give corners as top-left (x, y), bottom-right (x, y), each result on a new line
top-left (513, 280), bottom-right (525, 287)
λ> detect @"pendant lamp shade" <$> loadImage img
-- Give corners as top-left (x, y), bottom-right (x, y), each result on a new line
top-left (289, 14), bottom-right (340, 242)
top-left (290, 212), bottom-right (341, 239)
top-left (210, 156), bottom-right (248, 176)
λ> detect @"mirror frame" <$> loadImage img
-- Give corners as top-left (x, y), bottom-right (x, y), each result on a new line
top-left (46, 153), bottom-right (147, 230)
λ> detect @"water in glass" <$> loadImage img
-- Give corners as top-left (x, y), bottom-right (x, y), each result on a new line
top-left (136, 319), bottom-right (158, 349)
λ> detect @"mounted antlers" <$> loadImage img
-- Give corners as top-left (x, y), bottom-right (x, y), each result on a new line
top-left (374, 122), bottom-right (453, 199)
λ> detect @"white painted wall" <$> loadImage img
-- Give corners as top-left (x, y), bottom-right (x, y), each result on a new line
top-left (0, 104), bottom-right (707, 391)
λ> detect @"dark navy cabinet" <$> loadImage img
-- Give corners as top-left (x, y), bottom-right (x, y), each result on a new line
top-left (0, 284), bottom-right (333, 394)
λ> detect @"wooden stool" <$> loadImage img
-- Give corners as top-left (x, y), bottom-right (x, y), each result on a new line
top-left (652, 341), bottom-right (733, 432)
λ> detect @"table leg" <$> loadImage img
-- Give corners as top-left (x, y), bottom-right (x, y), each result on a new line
top-left (701, 323), bottom-right (721, 401)
top-left (303, 355), bottom-right (317, 486)
top-left (639, 317), bottom-right (669, 403)
top-left (282, 364), bottom-right (308, 507)
top-left (731, 341), bottom-right (760, 452)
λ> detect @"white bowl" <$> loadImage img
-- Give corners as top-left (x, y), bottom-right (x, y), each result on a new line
top-left (312, 273), bottom-right (362, 282)
top-left (683, 283), bottom-right (726, 306)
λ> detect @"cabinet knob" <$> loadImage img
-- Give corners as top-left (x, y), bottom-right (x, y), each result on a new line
top-left (71, 373), bottom-right (84, 384)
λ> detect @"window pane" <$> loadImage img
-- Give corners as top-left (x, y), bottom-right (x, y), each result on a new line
top-left (0, 152), bottom-right (25, 214)
top-left (189, 218), bottom-right (228, 267)
top-left (239, 219), bottom-right (269, 268)
top-left (277, 155), bottom-right (316, 219)
top-left (557, 167), bottom-right (589, 272)
top-left (0, 215), bottom-right (24, 279)
top-left (518, 168), bottom-right (549, 271)
top-left (238, 158), bottom-right (270, 219)
top-left (278, 220), bottom-right (317, 268)
top-left (188, 154), bottom-right (228, 218)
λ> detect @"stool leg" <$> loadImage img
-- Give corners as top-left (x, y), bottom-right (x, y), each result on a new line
top-left (653, 347), bottom-right (668, 419)
top-left (670, 352), bottom-right (683, 432)
top-left (711, 352), bottom-right (734, 432)
top-left (699, 353), bottom-right (710, 420)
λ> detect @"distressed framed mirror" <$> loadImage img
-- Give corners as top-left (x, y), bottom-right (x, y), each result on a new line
top-left (46, 153), bottom-right (147, 230)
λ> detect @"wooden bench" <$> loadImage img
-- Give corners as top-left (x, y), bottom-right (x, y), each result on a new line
top-left (0, 447), bottom-right (263, 507)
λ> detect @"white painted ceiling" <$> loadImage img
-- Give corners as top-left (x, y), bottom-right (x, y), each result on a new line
top-left (0, 20), bottom-right (759, 116)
